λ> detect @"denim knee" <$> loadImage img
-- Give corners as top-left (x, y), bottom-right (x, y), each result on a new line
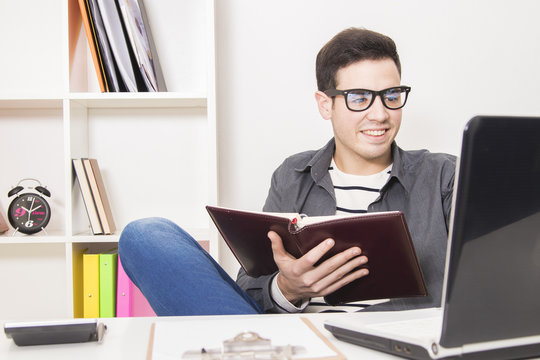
top-left (119, 217), bottom-right (170, 258)
top-left (118, 217), bottom-right (197, 258)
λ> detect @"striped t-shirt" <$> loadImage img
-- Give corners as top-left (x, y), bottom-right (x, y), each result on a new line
top-left (329, 158), bottom-right (392, 215)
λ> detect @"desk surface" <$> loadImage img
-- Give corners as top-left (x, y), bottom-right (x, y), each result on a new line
top-left (2, 312), bottom-right (397, 360)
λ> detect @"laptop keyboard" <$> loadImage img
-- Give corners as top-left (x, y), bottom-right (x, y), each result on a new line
top-left (368, 317), bottom-right (441, 339)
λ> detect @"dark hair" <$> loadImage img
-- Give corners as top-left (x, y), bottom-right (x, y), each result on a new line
top-left (316, 28), bottom-right (401, 91)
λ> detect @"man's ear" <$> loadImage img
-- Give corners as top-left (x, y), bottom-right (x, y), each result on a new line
top-left (314, 91), bottom-right (332, 120)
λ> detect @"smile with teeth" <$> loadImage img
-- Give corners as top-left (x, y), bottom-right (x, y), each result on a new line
top-left (361, 129), bottom-right (386, 136)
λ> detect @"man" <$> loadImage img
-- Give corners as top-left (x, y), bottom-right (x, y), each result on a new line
top-left (119, 28), bottom-right (455, 315)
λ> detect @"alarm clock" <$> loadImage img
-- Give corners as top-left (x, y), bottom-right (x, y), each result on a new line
top-left (7, 178), bottom-right (51, 235)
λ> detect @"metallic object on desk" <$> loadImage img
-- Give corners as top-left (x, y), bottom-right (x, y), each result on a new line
top-left (182, 331), bottom-right (306, 359)
top-left (4, 319), bottom-right (107, 346)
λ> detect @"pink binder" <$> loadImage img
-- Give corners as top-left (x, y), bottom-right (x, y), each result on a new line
top-left (116, 257), bottom-right (156, 317)
top-left (132, 283), bottom-right (156, 316)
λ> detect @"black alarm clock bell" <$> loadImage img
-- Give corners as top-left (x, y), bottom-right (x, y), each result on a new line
top-left (7, 178), bottom-right (51, 235)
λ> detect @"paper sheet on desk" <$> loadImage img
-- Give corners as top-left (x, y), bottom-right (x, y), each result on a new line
top-left (148, 316), bottom-right (344, 360)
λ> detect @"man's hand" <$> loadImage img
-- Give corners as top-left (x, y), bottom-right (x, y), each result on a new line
top-left (268, 230), bottom-right (369, 305)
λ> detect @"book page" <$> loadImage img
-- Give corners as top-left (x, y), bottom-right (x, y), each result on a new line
top-left (298, 210), bottom-right (401, 228)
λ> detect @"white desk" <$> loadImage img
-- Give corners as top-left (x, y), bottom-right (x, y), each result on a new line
top-left (2, 313), bottom-right (397, 360)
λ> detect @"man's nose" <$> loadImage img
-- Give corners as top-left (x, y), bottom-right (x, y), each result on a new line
top-left (366, 95), bottom-right (389, 121)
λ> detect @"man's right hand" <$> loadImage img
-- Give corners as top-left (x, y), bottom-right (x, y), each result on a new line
top-left (267, 230), bottom-right (369, 305)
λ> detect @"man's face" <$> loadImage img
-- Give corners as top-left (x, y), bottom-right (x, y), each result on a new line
top-left (316, 58), bottom-right (403, 175)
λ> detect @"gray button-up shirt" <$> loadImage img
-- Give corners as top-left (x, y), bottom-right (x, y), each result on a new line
top-left (237, 138), bottom-right (456, 312)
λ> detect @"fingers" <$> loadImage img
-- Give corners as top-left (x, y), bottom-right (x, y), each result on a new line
top-left (297, 244), bottom-right (370, 296)
top-left (303, 238), bottom-right (337, 266)
top-left (270, 231), bottom-right (340, 273)
top-left (316, 257), bottom-right (370, 297)
top-left (268, 229), bottom-right (368, 278)
top-left (316, 245), bottom-right (364, 275)
top-left (267, 230), bottom-right (371, 301)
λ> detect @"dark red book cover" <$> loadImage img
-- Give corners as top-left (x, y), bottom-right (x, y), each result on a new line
top-left (206, 205), bottom-right (427, 305)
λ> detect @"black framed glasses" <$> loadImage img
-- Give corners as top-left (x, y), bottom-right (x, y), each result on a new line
top-left (324, 86), bottom-right (411, 112)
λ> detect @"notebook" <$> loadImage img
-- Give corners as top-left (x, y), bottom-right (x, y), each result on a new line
top-left (324, 115), bottom-right (540, 359)
top-left (206, 205), bottom-right (427, 305)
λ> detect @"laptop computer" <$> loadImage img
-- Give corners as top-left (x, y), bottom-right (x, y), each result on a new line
top-left (324, 115), bottom-right (540, 359)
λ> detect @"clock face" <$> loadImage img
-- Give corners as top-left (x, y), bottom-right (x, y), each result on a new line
top-left (8, 193), bottom-right (51, 235)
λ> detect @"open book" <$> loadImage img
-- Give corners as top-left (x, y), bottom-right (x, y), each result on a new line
top-left (206, 206), bottom-right (427, 305)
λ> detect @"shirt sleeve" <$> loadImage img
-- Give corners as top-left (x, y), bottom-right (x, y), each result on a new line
top-left (270, 275), bottom-right (309, 313)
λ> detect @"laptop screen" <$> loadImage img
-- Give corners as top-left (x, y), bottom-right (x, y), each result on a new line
top-left (441, 116), bottom-right (540, 347)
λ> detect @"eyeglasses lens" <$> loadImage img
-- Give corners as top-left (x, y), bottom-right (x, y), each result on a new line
top-left (346, 88), bottom-right (407, 111)
top-left (346, 91), bottom-right (372, 111)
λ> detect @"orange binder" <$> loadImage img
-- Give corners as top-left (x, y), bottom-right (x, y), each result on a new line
top-left (77, 0), bottom-right (108, 92)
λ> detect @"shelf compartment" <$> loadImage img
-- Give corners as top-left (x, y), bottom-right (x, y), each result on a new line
top-left (68, 103), bottom-right (212, 238)
top-left (0, 1), bottom-right (63, 98)
top-left (0, 108), bottom-right (66, 236)
top-left (68, 0), bottom-right (209, 94)
top-left (71, 241), bottom-right (119, 319)
top-left (0, 243), bottom-right (70, 319)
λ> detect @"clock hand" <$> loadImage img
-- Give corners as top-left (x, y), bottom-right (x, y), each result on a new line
top-left (28, 198), bottom-right (36, 222)
top-left (21, 206), bottom-right (31, 214)
top-left (28, 205), bottom-right (42, 214)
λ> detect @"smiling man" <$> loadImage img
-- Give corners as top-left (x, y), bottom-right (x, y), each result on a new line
top-left (319, 59), bottom-right (406, 175)
top-left (119, 28), bottom-right (456, 315)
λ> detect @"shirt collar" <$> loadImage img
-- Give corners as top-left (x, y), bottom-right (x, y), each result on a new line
top-left (386, 143), bottom-right (411, 195)
top-left (295, 138), bottom-right (335, 182)
top-left (296, 138), bottom-right (412, 195)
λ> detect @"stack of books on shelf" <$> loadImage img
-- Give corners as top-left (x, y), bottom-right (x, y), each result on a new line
top-left (73, 158), bottom-right (116, 235)
top-left (77, 0), bottom-right (167, 92)
top-left (82, 252), bottom-right (156, 318)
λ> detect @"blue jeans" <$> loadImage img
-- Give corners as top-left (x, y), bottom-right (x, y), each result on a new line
top-left (118, 218), bottom-right (263, 316)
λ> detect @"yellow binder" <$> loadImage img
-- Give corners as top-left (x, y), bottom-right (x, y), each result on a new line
top-left (83, 254), bottom-right (100, 318)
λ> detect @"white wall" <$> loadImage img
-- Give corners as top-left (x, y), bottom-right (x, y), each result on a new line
top-left (215, 0), bottom-right (540, 274)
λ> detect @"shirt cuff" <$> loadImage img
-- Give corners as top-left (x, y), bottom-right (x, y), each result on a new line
top-left (270, 274), bottom-right (309, 313)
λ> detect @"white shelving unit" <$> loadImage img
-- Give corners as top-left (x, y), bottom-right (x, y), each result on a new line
top-left (0, 0), bottom-right (217, 320)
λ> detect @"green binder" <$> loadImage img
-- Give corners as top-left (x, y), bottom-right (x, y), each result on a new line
top-left (99, 253), bottom-right (118, 317)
